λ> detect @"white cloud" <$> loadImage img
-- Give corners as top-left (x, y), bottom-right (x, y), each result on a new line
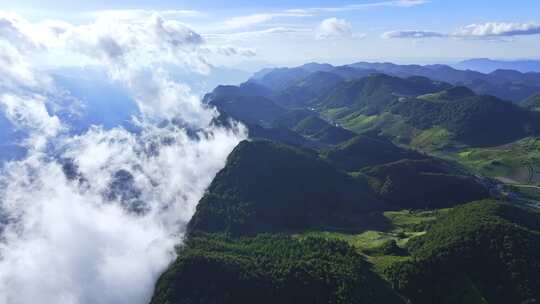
top-left (0, 11), bottom-right (249, 304)
top-left (454, 22), bottom-right (540, 38)
top-left (205, 27), bottom-right (312, 42)
top-left (0, 122), bottom-right (245, 304)
top-left (382, 30), bottom-right (446, 39)
top-left (65, 15), bottom-right (206, 73)
top-left (59, 14), bottom-right (254, 123)
top-left (0, 93), bottom-right (62, 149)
top-left (204, 0), bottom-right (425, 37)
top-left (0, 39), bottom-right (50, 93)
top-left (221, 12), bottom-right (311, 30)
top-left (0, 13), bottom-right (63, 150)
top-left (316, 18), bottom-right (365, 40)
top-left (89, 9), bottom-right (205, 21)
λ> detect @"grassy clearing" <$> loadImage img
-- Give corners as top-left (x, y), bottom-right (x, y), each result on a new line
top-left (410, 127), bottom-right (454, 151)
top-left (320, 107), bottom-right (351, 120)
top-left (295, 208), bottom-right (448, 276)
top-left (384, 209), bottom-right (449, 230)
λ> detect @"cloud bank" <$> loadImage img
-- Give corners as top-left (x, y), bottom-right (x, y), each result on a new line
top-left (0, 11), bottom-right (248, 304)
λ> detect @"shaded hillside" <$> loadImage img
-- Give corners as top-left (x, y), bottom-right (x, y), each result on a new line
top-left (188, 140), bottom-right (383, 235)
top-left (363, 159), bottom-right (489, 209)
top-left (385, 200), bottom-right (540, 304)
top-left (290, 115), bottom-right (356, 145)
top-left (249, 67), bottom-right (312, 92)
top-left (314, 74), bottom-right (451, 114)
top-left (390, 93), bottom-right (540, 146)
top-left (322, 135), bottom-right (423, 171)
top-left (522, 91), bottom-right (540, 111)
top-left (205, 82), bottom-right (273, 100)
top-left (275, 71), bottom-right (344, 108)
top-left (206, 83), bottom-right (357, 147)
top-left (206, 94), bottom-right (286, 127)
top-left (273, 110), bottom-right (356, 144)
top-left (417, 86), bottom-right (475, 101)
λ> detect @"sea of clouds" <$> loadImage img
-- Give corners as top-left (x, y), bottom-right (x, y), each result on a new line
top-left (0, 12), bottom-right (248, 304)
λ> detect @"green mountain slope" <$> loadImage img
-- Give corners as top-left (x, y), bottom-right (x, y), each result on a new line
top-left (385, 200), bottom-right (540, 304)
top-left (150, 234), bottom-right (405, 304)
top-left (320, 84), bottom-right (540, 149)
top-left (417, 86), bottom-right (475, 102)
top-left (390, 94), bottom-right (540, 146)
top-left (315, 74), bottom-right (451, 114)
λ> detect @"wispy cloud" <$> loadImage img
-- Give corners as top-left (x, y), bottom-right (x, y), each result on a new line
top-left (221, 12), bottom-right (311, 30)
top-left (88, 9), bottom-right (205, 21)
top-left (216, 0), bottom-right (427, 32)
top-left (286, 0), bottom-right (428, 14)
top-left (382, 30), bottom-right (446, 39)
top-left (205, 27), bottom-right (312, 41)
top-left (383, 22), bottom-right (540, 40)
top-left (206, 18), bottom-right (366, 43)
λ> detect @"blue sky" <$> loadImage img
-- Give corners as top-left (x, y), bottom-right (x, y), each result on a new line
top-left (5, 0), bottom-right (540, 68)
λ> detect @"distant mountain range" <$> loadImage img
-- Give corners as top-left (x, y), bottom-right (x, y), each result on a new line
top-left (455, 58), bottom-right (540, 73)
top-left (251, 61), bottom-right (540, 103)
top-left (204, 62), bottom-right (540, 151)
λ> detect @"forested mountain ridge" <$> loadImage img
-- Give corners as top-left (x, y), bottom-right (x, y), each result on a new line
top-left (150, 61), bottom-right (540, 304)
